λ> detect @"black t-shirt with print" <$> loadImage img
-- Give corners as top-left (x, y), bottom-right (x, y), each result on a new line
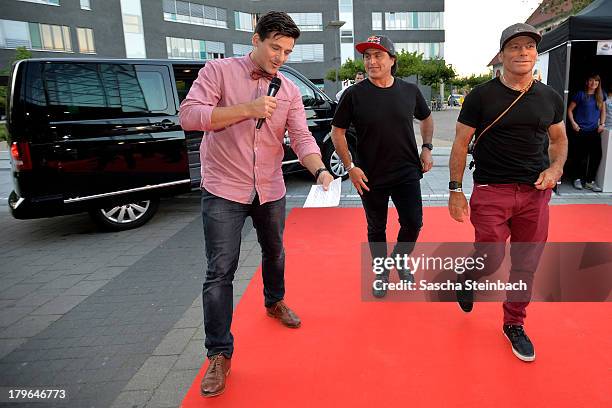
top-left (332, 78), bottom-right (431, 188)
top-left (458, 78), bottom-right (564, 184)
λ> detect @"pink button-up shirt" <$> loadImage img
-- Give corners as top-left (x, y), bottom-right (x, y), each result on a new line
top-left (179, 55), bottom-right (321, 204)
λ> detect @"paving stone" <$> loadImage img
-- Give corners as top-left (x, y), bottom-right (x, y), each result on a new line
top-left (0, 314), bottom-right (61, 339)
top-left (123, 355), bottom-right (178, 391)
top-left (31, 296), bottom-right (87, 315)
top-left (145, 369), bottom-right (199, 408)
top-left (152, 328), bottom-right (196, 356)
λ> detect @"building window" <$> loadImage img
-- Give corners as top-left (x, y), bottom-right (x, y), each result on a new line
top-left (0, 19), bottom-right (72, 52)
top-left (372, 12), bottom-right (382, 30)
top-left (0, 20), bottom-right (31, 49)
top-left (166, 36), bottom-right (225, 60)
top-left (384, 12), bottom-right (443, 30)
top-left (395, 42), bottom-right (444, 59)
top-left (235, 11), bottom-right (257, 32)
top-left (18, 0), bottom-right (60, 5)
top-left (41, 23), bottom-right (71, 51)
top-left (232, 43), bottom-right (251, 57)
top-left (80, 0), bottom-right (91, 10)
top-left (77, 27), bottom-right (95, 53)
top-left (288, 44), bottom-right (324, 63)
top-left (120, 0), bottom-right (146, 58)
top-left (163, 0), bottom-right (227, 29)
top-left (288, 13), bottom-right (322, 31)
top-left (123, 15), bottom-right (142, 33)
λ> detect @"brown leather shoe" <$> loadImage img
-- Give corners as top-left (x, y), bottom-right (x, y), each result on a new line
top-left (200, 354), bottom-right (231, 398)
top-left (266, 300), bottom-right (301, 328)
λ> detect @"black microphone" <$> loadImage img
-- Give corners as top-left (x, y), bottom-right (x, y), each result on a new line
top-left (256, 77), bottom-right (282, 130)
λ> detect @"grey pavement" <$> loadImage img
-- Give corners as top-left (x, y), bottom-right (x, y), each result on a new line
top-left (0, 111), bottom-right (610, 408)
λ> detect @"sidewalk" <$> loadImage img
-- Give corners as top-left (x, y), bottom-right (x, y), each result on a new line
top-left (0, 141), bottom-right (8, 171)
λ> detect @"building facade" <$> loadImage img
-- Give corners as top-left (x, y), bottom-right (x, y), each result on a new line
top-left (0, 0), bottom-right (444, 95)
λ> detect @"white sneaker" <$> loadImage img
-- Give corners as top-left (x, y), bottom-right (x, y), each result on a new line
top-left (584, 181), bottom-right (602, 192)
top-left (573, 179), bottom-right (583, 190)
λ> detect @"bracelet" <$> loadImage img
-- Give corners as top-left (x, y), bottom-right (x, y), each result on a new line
top-left (314, 167), bottom-right (329, 180)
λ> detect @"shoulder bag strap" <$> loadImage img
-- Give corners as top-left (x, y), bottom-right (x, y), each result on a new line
top-left (471, 78), bottom-right (535, 150)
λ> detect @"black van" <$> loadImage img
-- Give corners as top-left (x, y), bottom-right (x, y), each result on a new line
top-left (6, 58), bottom-right (357, 230)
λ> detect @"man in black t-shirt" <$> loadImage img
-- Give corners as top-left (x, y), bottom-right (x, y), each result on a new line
top-left (448, 23), bottom-right (568, 363)
top-left (331, 35), bottom-right (434, 298)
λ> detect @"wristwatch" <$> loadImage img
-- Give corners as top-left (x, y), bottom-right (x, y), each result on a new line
top-left (422, 143), bottom-right (433, 151)
top-left (449, 181), bottom-right (463, 192)
top-left (346, 162), bottom-right (356, 172)
top-left (315, 167), bottom-right (329, 180)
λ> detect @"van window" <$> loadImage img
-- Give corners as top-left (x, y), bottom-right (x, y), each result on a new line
top-left (172, 64), bottom-right (202, 103)
top-left (282, 70), bottom-right (317, 107)
top-left (134, 71), bottom-right (167, 111)
top-left (25, 62), bottom-right (171, 121)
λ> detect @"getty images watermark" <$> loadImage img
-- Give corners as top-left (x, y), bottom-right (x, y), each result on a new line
top-left (372, 253), bottom-right (527, 292)
top-left (361, 242), bottom-right (612, 302)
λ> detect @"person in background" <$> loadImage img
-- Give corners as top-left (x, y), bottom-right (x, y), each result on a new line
top-left (336, 71), bottom-right (366, 101)
top-left (567, 74), bottom-right (607, 192)
top-left (605, 85), bottom-right (612, 129)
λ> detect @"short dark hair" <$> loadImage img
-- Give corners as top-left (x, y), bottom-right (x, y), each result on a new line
top-left (255, 11), bottom-right (300, 41)
top-left (356, 71), bottom-right (365, 77)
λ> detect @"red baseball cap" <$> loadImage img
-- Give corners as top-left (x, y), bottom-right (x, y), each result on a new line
top-left (355, 35), bottom-right (396, 56)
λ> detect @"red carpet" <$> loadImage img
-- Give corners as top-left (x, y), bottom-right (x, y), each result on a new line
top-left (182, 205), bottom-right (611, 407)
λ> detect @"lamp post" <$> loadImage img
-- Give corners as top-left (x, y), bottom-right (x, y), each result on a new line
top-left (326, 19), bottom-right (345, 93)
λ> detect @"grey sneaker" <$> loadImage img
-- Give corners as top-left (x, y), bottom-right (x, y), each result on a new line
top-left (372, 274), bottom-right (389, 298)
top-left (584, 181), bottom-right (602, 192)
top-left (397, 267), bottom-right (414, 283)
top-left (573, 179), bottom-right (583, 190)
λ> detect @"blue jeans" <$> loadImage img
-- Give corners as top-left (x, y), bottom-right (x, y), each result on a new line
top-left (360, 180), bottom-right (423, 269)
top-left (201, 189), bottom-right (286, 358)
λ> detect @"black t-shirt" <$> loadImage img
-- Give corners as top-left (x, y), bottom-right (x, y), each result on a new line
top-left (332, 78), bottom-right (431, 188)
top-left (458, 78), bottom-right (564, 184)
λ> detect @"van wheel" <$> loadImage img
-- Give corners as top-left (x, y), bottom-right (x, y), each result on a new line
top-left (89, 198), bottom-right (159, 231)
top-left (323, 141), bottom-right (353, 180)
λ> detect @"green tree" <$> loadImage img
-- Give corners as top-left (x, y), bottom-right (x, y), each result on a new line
top-left (395, 50), bottom-right (424, 78)
top-left (451, 72), bottom-right (491, 93)
top-left (326, 58), bottom-right (365, 82)
top-left (418, 58), bottom-right (456, 87)
top-left (543, 0), bottom-right (594, 15)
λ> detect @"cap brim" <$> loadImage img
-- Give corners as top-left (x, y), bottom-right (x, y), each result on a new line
top-left (356, 42), bottom-right (391, 55)
top-left (501, 32), bottom-right (542, 50)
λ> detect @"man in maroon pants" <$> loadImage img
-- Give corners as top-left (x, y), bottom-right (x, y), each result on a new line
top-left (447, 23), bottom-right (568, 362)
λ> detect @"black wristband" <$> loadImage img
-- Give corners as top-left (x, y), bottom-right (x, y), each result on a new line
top-left (315, 167), bottom-right (329, 180)
top-left (449, 181), bottom-right (462, 190)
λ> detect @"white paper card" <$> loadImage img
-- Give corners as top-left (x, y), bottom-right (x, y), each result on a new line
top-left (303, 177), bottom-right (342, 208)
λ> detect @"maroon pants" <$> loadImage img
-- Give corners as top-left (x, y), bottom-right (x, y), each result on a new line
top-left (469, 183), bottom-right (552, 325)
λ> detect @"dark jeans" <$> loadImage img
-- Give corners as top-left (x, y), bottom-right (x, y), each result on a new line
top-left (468, 183), bottom-right (552, 325)
top-left (201, 189), bottom-right (286, 358)
top-left (360, 180), bottom-right (423, 271)
top-left (571, 129), bottom-right (602, 182)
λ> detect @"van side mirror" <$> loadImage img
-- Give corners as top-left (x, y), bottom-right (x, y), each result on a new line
top-left (302, 95), bottom-right (316, 107)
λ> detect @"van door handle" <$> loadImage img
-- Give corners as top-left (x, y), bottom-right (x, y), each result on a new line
top-left (152, 119), bottom-right (175, 130)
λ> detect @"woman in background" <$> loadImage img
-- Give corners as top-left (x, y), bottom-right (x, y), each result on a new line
top-left (567, 74), bottom-right (606, 192)
top-left (605, 86), bottom-right (612, 129)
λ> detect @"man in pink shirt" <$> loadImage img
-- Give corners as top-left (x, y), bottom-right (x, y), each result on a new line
top-left (179, 11), bottom-right (333, 397)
